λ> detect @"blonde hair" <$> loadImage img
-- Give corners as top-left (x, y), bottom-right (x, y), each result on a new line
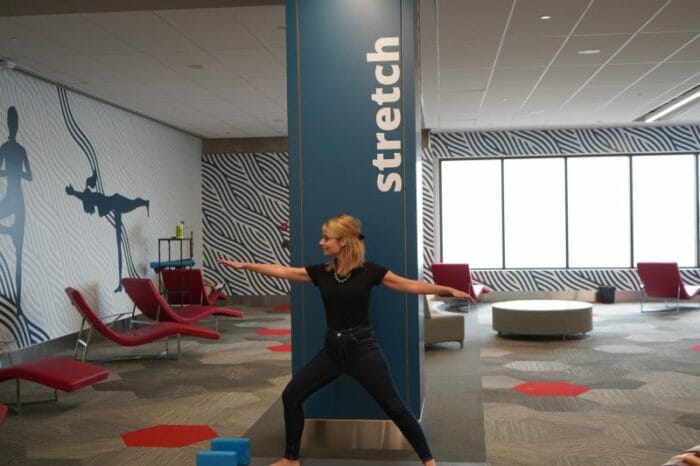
top-left (323, 214), bottom-right (365, 275)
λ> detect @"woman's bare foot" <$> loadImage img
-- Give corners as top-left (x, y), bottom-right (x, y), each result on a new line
top-left (268, 458), bottom-right (300, 466)
top-left (424, 459), bottom-right (437, 466)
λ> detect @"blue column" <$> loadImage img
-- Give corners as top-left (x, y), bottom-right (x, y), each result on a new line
top-left (287, 0), bottom-right (422, 419)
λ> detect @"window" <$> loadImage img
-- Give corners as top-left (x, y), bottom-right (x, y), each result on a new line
top-left (441, 160), bottom-right (502, 267)
top-left (440, 153), bottom-right (698, 269)
top-left (504, 158), bottom-right (566, 268)
top-left (568, 157), bottom-right (630, 267)
top-left (632, 155), bottom-right (696, 266)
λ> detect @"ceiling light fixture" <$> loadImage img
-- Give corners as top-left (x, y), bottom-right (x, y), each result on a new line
top-left (577, 49), bottom-right (600, 55)
top-left (539, 15), bottom-right (552, 20)
top-left (636, 84), bottom-right (700, 123)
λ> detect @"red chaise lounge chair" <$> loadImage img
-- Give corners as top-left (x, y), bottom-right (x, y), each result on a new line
top-left (0, 357), bottom-right (108, 413)
top-left (122, 278), bottom-right (243, 330)
top-left (160, 268), bottom-right (226, 306)
top-left (65, 287), bottom-right (220, 361)
top-left (431, 263), bottom-right (489, 311)
top-left (636, 262), bottom-right (700, 312)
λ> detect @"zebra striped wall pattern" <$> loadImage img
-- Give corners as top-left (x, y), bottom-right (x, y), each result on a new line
top-left (202, 153), bottom-right (291, 296)
top-left (202, 125), bottom-right (700, 294)
top-left (425, 126), bottom-right (700, 292)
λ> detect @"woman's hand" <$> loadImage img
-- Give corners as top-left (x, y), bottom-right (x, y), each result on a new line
top-left (449, 287), bottom-right (475, 302)
top-left (217, 259), bottom-right (247, 269)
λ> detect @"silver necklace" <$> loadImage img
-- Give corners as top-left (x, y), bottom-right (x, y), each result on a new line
top-left (333, 271), bottom-right (351, 283)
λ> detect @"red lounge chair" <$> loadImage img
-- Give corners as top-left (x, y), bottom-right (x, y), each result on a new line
top-left (161, 268), bottom-right (224, 306)
top-left (65, 287), bottom-right (220, 361)
top-left (122, 278), bottom-right (243, 330)
top-left (0, 357), bottom-right (108, 413)
top-left (636, 262), bottom-right (700, 312)
top-left (431, 263), bottom-right (489, 311)
top-left (0, 403), bottom-right (6, 424)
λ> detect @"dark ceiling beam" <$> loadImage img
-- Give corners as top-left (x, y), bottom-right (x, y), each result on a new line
top-left (0, 0), bottom-right (284, 17)
top-left (202, 137), bottom-right (288, 154)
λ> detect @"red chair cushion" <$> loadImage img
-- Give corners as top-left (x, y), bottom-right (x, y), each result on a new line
top-left (0, 357), bottom-right (109, 392)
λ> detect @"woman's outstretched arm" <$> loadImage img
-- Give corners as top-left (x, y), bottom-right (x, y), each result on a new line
top-left (382, 271), bottom-right (474, 301)
top-left (217, 259), bottom-right (312, 283)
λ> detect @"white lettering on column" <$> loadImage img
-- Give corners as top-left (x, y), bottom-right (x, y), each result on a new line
top-left (367, 36), bottom-right (402, 193)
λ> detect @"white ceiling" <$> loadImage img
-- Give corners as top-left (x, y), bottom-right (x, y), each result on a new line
top-left (0, 0), bottom-right (698, 138)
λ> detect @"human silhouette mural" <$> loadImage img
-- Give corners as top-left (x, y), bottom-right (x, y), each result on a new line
top-left (0, 105), bottom-right (48, 348)
top-left (0, 106), bottom-right (32, 314)
top-left (66, 170), bottom-right (149, 292)
top-left (58, 86), bottom-right (149, 294)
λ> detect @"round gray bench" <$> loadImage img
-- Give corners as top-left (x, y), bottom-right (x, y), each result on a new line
top-left (492, 300), bottom-right (593, 338)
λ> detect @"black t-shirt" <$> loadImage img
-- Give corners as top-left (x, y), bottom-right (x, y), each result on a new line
top-left (305, 262), bottom-right (389, 330)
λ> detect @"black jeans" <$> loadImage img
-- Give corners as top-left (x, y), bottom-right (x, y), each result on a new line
top-left (281, 325), bottom-right (433, 462)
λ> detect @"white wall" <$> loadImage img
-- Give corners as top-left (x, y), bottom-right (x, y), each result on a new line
top-left (0, 70), bottom-right (201, 350)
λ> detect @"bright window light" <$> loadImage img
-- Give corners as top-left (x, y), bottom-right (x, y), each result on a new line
top-left (568, 157), bottom-right (630, 267)
top-left (504, 158), bottom-right (566, 268)
top-left (633, 154), bottom-right (696, 266)
top-left (441, 160), bottom-right (503, 268)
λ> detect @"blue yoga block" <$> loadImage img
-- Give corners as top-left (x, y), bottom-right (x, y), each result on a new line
top-left (196, 450), bottom-right (237, 466)
top-left (211, 437), bottom-right (250, 465)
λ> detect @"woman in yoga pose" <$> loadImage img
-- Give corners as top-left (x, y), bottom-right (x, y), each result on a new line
top-left (218, 213), bottom-right (471, 466)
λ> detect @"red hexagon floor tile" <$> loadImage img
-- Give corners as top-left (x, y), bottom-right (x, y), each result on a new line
top-left (267, 343), bottom-right (292, 352)
top-left (121, 425), bottom-right (218, 447)
top-left (512, 381), bottom-right (590, 397)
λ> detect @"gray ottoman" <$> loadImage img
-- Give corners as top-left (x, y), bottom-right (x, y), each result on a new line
top-left (492, 300), bottom-right (592, 338)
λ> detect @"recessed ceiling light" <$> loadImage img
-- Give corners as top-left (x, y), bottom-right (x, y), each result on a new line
top-left (187, 64), bottom-right (204, 69)
top-left (539, 15), bottom-right (552, 20)
top-left (577, 49), bottom-right (600, 55)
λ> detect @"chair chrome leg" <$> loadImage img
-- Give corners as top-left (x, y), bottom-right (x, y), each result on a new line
top-left (16, 379), bottom-right (21, 415)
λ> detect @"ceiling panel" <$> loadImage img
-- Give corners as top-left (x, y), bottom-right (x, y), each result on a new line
top-left (95, 53), bottom-right (182, 82)
top-left (1, 1), bottom-right (698, 138)
top-left (642, 0), bottom-right (700, 33)
top-left (497, 35), bottom-right (565, 67)
top-left (437, 0), bottom-right (513, 41)
top-left (565, 86), bottom-right (629, 106)
top-left (553, 34), bottom-right (632, 66)
top-left (489, 66), bottom-right (546, 93)
top-left (611, 32), bottom-right (697, 64)
top-left (586, 63), bottom-right (656, 87)
top-left (0, 17), bottom-right (80, 57)
top-left (85, 11), bottom-right (199, 53)
top-left (210, 48), bottom-right (285, 78)
top-left (198, 77), bottom-right (260, 100)
top-left (634, 61), bottom-right (700, 86)
top-left (156, 8), bottom-right (262, 50)
top-left (537, 65), bottom-right (600, 90)
top-left (438, 38), bottom-right (500, 69)
top-left (667, 36), bottom-right (700, 62)
top-left (13, 15), bottom-right (134, 56)
top-left (440, 67), bottom-right (490, 92)
top-left (234, 5), bottom-right (286, 48)
top-left (149, 50), bottom-right (234, 79)
top-left (574, 0), bottom-right (667, 35)
top-left (507, 0), bottom-right (589, 37)
top-left (439, 90), bottom-right (483, 119)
